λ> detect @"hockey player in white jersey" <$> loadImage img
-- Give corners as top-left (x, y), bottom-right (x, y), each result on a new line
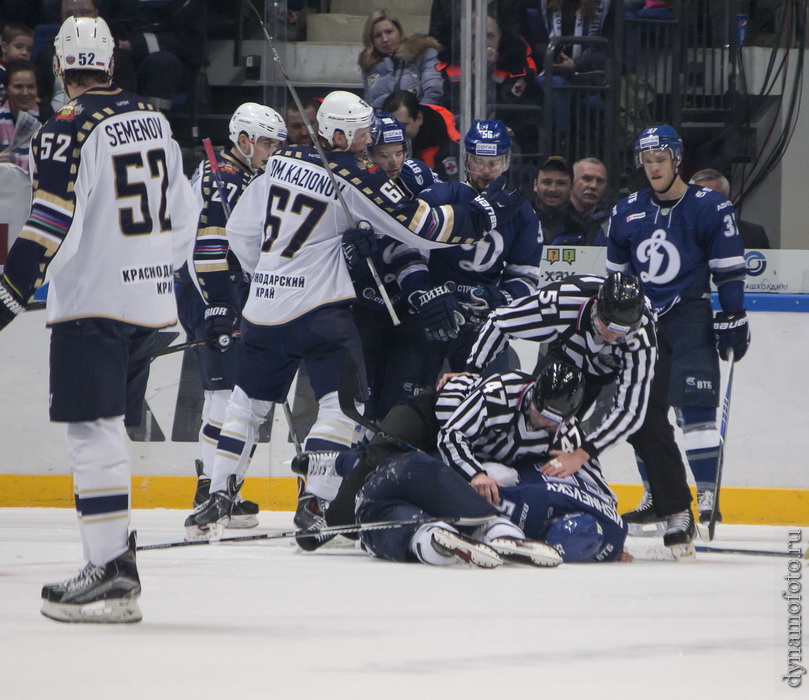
top-left (177, 102), bottom-right (286, 527)
top-left (0, 17), bottom-right (198, 622)
top-left (184, 90), bottom-right (525, 541)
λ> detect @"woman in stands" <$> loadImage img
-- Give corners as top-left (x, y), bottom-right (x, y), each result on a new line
top-left (0, 60), bottom-right (39, 172)
top-left (359, 9), bottom-right (443, 109)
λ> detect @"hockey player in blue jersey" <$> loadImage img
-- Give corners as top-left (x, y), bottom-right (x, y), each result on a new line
top-left (177, 102), bottom-right (287, 527)
top-left (607, 124), bottom-right (750, 532)
top-left (345, 111), bottom-right (438, 420)
top-left (385, 119), bottom-right (543, 407)
top-left (184, 91), bottom-right (526, 542)
top-left (352, 362), bottom-right (628, 566)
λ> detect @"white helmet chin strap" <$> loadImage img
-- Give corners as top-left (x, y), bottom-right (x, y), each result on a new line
top-left (235, 137), bottom-right (255, 173)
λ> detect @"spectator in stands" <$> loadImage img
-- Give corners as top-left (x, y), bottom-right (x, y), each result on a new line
top-left (0, 60), bottom-right (40, 173)
top-left (560, 156), bottom-right (608, 245)
top-left (690, 168), bottom-right (771, 249)
top-left (359, 9), bottom-right (443, 110)
top-left (529, 0), bottom-right (615, 139)
top-left (0, 21), bottom-right (34, 105)
top-left (429, 0), bottom-right (529, 64)
top-left (284, 92), bottom-right (318, 146)
top-left (383, 90), bottom-right (460, 181)
top-left (533, 155), bottom-right (588, 244)
top-left (544, 156), bottom-right (607, 245)
top-left (35, 0), bottom-right (136, 121)
top-left (437, 13), bottom-right (539, 155)
top-left (107, 0), bottom-right (206, 113)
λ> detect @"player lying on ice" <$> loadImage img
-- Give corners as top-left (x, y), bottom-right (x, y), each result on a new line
top-left (293, 360), bottom-right (631, 566)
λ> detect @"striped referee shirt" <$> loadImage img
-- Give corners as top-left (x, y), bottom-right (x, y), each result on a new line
top-left (465, 275), bottom-right (658, 458)
top-left (435, 371), bottom-right (609, 490)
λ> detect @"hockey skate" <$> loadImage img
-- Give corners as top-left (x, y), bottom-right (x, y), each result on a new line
top-left (487, 537), bottom-right (563, 567)
top-left (431, 528), bottom-right (502, 568)
top-left (193, 460), bottom-right (258, 529)
top-left (184, 474), bottom-right (240, 542)
top-left (290, 450), bottom-right (342, 501)
top-left (663, 508), bottom-right (696, 560)
top-left (621, 490), bottom-right (665, 537)
top-left (41, 532), bottom-right (142, 624)
top-left (294, 493), bottom-right (336, 552)
top-left (697, 489), bottom-right (722, 525)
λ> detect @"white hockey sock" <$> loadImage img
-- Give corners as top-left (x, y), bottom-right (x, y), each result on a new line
top-left (303, 390), bottom-right (357, 451)
top-left (66, 417), bottom-right (131, 566)
top-left (410, 523), bottom-right (459, 566)
top-left (210, 386), bottom-right (271, 493)
top-left (198, 389), bottom-right (231, 477)
top-left (470, 516), bottom-right (526, 543)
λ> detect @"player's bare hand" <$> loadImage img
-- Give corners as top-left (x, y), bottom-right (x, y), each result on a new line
top-left (539, 448), bottom-right (589, 478)
top-left (0, 147), bottom-right (11, 163)
top-left (471, 472), bottom-right (503, 505)
top-left (437, 371), bottom-right (470, 391)
top-left (618, 550), bottom-right (634, 563)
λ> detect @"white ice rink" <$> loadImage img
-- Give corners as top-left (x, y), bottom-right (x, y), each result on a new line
top-left (1, 508), bottom-right (806, 699)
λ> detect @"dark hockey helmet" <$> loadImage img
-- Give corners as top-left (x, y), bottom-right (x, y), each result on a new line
top-left (544, 512), bottom-right (604, 562)
top-left (596, 272), bottom-right (644, 334)
top-left (529, 361), bottom-right (585, 424)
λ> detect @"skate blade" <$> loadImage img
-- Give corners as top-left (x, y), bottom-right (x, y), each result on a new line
top-left (627, 521), bottom-right (666, 537)
top-left (226, 514), bottom-right (259, 529)
top-left (432, 530), bottom-right (502, 569)
top-left (666, 541), bottom-right (696, 561)
top-left (695, 522), bottom-right (713, 542)
top-left (184, 521), bottom-right (226, 542)
top-left (41, 596), bottom-right (143, 624)
top-left (489, 538), bottom-right (562, 567)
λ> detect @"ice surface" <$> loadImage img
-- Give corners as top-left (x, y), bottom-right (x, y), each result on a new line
top-left (0, 508), bottom-right (805, 699)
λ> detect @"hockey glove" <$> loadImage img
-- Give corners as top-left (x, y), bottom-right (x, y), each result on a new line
top-left (0, 276), bottom-right (25, 331)
top-left (409, 285), bottom-right (465, 342)
top-left (341, 221), bottom-right (378, 271)
top-left (459, 285), bottom-right (513, 331)
top-left (468, 176), bottom-right (525, 234)
top-left (203, 303), bottom-right (238, 352)
top-left (713, 310), bottom-right (750, 361)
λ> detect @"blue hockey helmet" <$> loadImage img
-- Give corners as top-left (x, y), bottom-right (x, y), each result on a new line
top-left (635, 124), bottom-right (683, 168)
top-left (526, 361), bottom-right (585, 425)
top-left (370, 111), bottom-right (407, 147)
top-left (464, 119), bottom-right (511, 157)
top-left (544, 512), bottom-right (604, 562)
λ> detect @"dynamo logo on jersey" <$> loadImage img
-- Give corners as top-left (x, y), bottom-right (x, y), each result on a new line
top-left (636, 229), bottom-right (681, 285)
top-left (744, 250), bottom-right (767, 277)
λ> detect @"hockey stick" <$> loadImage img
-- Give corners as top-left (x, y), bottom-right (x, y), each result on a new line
top-left (695, 544), bottom-right (807, 559)
top-left (703, 348), bottom-right (735, 541)
top-left (136, 514), bottom-right (494, 551)
top-left (238, 0), bottom-right (400, 327)
top-left (282, 400), bottom-right (303, 456)
top-left (337, 356), bottom-right (424, 453)
top-left (150, 332), bottom-right (241, 359)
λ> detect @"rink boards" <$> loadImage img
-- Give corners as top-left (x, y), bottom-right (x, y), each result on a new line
top-left (1, 247), bottom-right (807, 524)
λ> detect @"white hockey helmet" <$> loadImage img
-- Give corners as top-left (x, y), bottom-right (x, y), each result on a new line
top-left (317, 91), bottom-right (373, 147)
top-left (54, 16), bottom-right (114, 78)
top-left (228, 102), bottom-right (288, 148)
